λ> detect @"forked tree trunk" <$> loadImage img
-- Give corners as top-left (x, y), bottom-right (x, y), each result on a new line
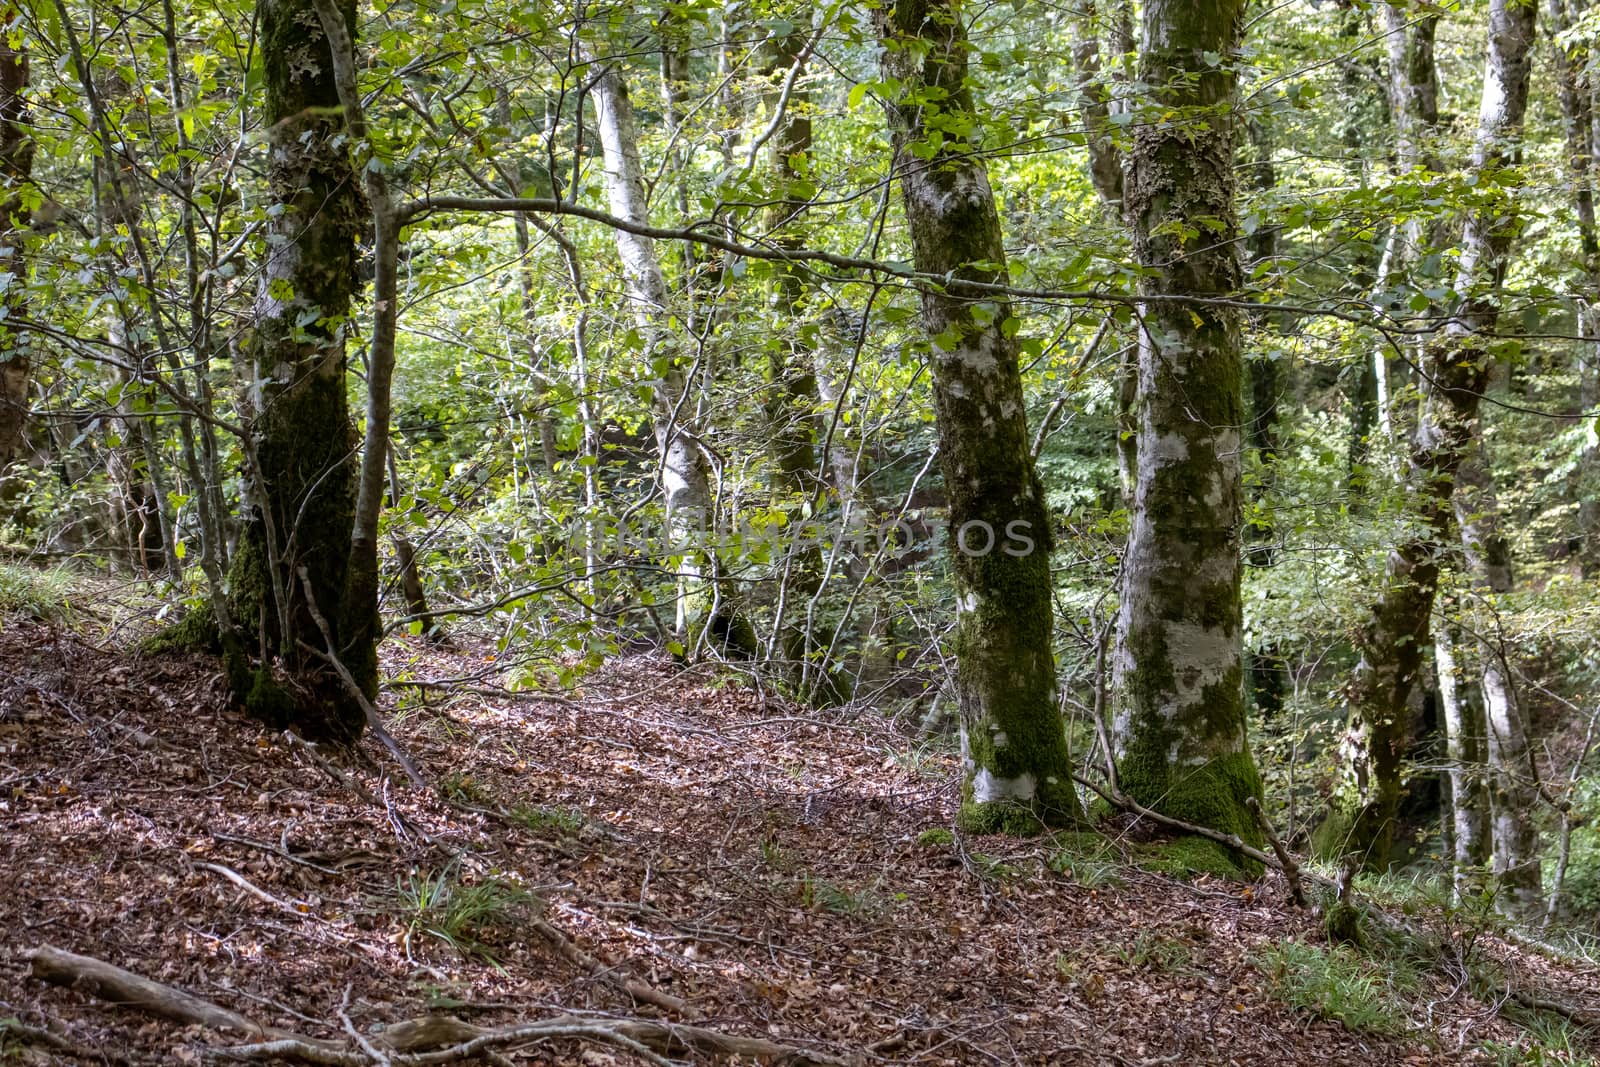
top-left (878, 0), bottom-right (1083, 833)
top-left (0, 5), bottom-right (31, 475)
top-left (590, 65), bottom-right (753, 658)
top-left (1455, 415), bottom-right (1541, 915)
top-left (226, 0), bottom-right (368, 740)
top-left (1324, 0), bottom-right (1535, 869)
top-left (1112, 0), bottom-right (1264, 861)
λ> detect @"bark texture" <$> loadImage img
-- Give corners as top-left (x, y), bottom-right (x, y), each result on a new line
top-left (1435, 610), bottom-right (1489, 898)
top-left (1112, 0), bottom-right (1263, 861)
top-left (879, 0), bottom-right (1083, 833)
top-left (229, 0), bottom-right (367, 740)
top-left (1071, 0), bottom-right (1125, 211)
top-left (0, 5), bottom-right (30, 474)
top-left (1244, 116), bottom-right (1286, 719)
top-left (1324, 0), bottom-right (1535, 868)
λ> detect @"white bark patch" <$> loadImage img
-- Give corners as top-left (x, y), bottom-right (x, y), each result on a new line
top-left (971, 768), bottom-right (1038, 804)
top-left (1144, 431), bottom-right (1190, 469)
top-left (956, 332), bottom-right (1001, 377)
top-left (1165, 620), bottom-right (1235, 704)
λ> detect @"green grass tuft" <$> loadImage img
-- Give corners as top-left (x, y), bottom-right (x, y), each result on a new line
top-left (1255, 939), bottom-right (1412, 1036)
top-left (393, 867), bottom-right (540, 967)
top-left (0, 564), bottom-right (77, 624)
top-left (507, 802), bottom-right (588, 836)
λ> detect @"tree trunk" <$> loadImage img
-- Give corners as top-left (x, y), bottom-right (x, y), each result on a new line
top-left (1070, 2), bottom-right (1137, 504)
top-left (1322, 0), bottom-right (1535, 869)
top-left (1112, 0), bottom-right (1263, 862)
top-left (313, 0), bottom-right (396, 712)
top-left (228, 0), bottom-right (367, 741)
top-left (1071, 0), bottom-right (1125, 211)
top-left (761, 18), bottom-right (836, 700)
top-left (0, 6), bottom-right (32, 475)
top-left (1435, 607), bottom-right (1489, 899)
top-left (1551, 0), bottom-right (1600, 577)
top-left (590, 64), bottom-right (754, 658)
top-left (878, 0), bottom-right (1083, 833)
top-left (1244, 116), bottom-right (1286, 720)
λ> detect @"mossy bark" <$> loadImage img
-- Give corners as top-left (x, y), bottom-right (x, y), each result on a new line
top-left (1112, 0), bottom-right (1263, 865)
top-left (227, 0), bottom-right (367, 741)
top-left (0, 15), bottom-right (32, 476)
top-left (878, 0), bottom-right (1083, 834)
top-left (1328, 0), bottom-right (1534, 869)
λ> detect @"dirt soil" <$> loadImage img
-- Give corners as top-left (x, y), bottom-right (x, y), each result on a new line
top-left (2, 619), bottom-right (1597, 1065)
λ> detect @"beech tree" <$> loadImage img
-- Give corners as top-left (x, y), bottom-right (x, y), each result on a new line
top-left (226, 0), bottom-right (370, 739)
top-left (878, 0), bottom-right (1081, 832)
top-left (1326, 0), bottom-right (1537, 870)
top-left (1111, 0), bottom-right (1263, 858)
top-left (590, 63), bottom-right (754, 658)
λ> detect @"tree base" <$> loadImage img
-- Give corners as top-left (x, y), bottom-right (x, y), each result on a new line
top-left (1137, 836), bottom-right (1261, 880)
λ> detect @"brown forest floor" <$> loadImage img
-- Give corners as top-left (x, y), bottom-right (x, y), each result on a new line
top-left (1, 617), bottom-right (1598, 1065)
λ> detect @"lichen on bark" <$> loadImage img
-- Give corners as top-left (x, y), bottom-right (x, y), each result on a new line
top-left (878, 0), bottom-right (1083, 833)
top-left (1112, 0), bottom-right (1264, 866)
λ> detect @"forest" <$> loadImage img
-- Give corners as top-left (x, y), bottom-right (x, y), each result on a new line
top-left (4, 0), bottom-right (1600, 1061)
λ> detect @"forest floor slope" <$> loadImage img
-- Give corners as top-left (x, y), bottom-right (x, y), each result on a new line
top-left (1, 616), bottom-right (1596, 1064)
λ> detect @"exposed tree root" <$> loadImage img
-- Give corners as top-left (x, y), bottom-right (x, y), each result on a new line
top-left (24, 944), bottom-right (857, 1066)
top-left (0, 1014), bottom-right (130, 1064)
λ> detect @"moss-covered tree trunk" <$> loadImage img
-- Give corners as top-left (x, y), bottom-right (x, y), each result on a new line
top-left (229, 0), bottom-right (366, 741)
top-left (0, 6), bottom-right (31, 476)
top-left (1112, 0), bottom-right (1264, 864)
top-left (878, 0), bottom-right (1082, 833)
top-left (1325, 0), bottom-right (1535, 869)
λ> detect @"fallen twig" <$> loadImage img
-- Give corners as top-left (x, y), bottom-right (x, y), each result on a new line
top-left (197, 860), bottom-right (308, 915)
top-left (1246, 796), bottom-right (1308, 907)
top-left (530, 916), bottom-right (698, 1019)
top-left (24, 944), bottom-right (855, 1066)
top-left (1071, 772), bottom-right (1282, 873)
top-left (1509, 987), bottom-right (1600, 1028)
top-left (24, 943), bottom-right (343, 1057)
top-left (0, 1015), bottom-right (129, 1064)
